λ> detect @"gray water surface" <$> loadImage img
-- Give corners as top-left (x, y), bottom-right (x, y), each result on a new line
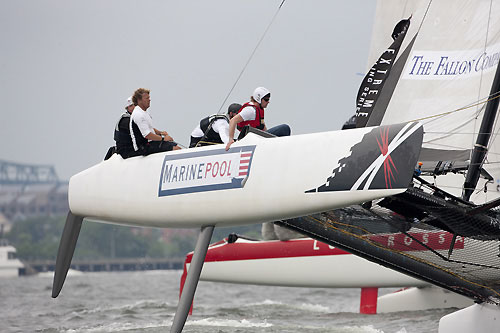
top-left (1, 270), bottom-right (456, 332)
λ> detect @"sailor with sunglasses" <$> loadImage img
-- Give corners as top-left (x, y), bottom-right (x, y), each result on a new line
top-left (225, 87), bottom-right (290, 150)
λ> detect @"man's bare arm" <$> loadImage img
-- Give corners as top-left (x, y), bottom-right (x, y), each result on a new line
top-left (225, 114), bottom-right (243, 151)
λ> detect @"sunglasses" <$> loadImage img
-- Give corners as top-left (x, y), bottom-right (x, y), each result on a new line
top-left (262, 98), bottom-right (270, 102)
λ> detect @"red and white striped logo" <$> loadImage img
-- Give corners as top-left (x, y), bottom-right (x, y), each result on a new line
top-left (239, 152), bottom-right (252, 177)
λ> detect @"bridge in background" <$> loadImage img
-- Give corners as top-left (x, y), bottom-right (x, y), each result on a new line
top-left (0, 160), bottom-right (68, 222)
top-left (23, 257), bottom-right (185, 275)
top-left (0, 159), bottom-right (60, 185)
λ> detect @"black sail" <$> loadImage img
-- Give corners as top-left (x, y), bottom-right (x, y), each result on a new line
top-left (355, 18), bottom-right (411, 128)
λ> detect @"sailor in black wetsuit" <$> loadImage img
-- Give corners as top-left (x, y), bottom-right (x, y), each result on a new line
top-left (189, 103), bottom-right (241, 148)
top-left (113, 96), bottom-right (138, 159)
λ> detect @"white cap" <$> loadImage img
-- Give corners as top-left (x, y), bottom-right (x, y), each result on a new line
top-left (124, 96), bottom-right (134, 109)
top-left (252, 87), bottom-right (270, 104)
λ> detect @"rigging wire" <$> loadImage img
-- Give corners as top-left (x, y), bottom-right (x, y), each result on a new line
top-left (408, 93), bottom-right (500, 123)
top-left (425, 128), bottom-right (479, 136)
top-left (415, 97), bottom-right (500, 154)
top-left (400, 0), bottom-right (409, 20)
top-left (215, 0), bottom-right (286, 115)
top-left (416, 0), bottom-right (433, 34)
top-left (425, 131), bottom-right (498, 135)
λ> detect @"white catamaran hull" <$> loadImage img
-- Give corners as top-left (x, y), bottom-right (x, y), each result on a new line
top-left (185, 238), bottom-right (426, 288)
top-left (69, 122), bottom-right (423, 228)
top-left (182, 237), bottom-right (474, 313)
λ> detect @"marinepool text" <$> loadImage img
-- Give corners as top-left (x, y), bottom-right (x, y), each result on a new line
top-left (158, 146), bottom-right (255, 196)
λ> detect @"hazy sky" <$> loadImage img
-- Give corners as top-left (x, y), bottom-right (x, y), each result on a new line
top-left (1, 0), bottom-right (377, 180)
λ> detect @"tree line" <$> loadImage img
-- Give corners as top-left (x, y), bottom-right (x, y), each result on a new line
top-left (5, 216), bottom-right (262, 260)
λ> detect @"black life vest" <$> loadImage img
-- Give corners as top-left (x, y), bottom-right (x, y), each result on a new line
top-left (114, 112), bottom-right (133, 150)
top-left (190, 114), bottom-right (229, 147)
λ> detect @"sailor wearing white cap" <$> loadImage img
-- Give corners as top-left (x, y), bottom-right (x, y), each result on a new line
top-left (225, 87), bottom-right (290, 151)
top-left (113, 96), bottom-right (137, 159)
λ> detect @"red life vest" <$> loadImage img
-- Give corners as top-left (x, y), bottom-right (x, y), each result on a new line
top-left (237, 102), bottom-right (265, 130)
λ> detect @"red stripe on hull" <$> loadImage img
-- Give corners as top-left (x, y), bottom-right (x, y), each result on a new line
top-left (185, 239), bottom-right (349, 264)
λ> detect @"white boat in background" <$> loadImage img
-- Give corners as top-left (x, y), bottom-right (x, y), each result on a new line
top-left (0, 239), bottom-right (24, 278)
top-left (187, 236), bottom-right (426, 288)
top-left (181, 235), bottom-right (473, 314)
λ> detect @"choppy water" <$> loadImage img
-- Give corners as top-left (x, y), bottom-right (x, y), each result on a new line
top-left (1, 270), bottom-right (457, 332)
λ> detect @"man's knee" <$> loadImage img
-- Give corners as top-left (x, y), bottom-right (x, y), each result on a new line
top-left (268, 124), bottom-right (291, 137)
top-left (280, 124), bottom-right (291, 136)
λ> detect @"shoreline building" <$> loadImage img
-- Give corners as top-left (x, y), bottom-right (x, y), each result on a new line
top-left (0, 160), bottom-right (68, 223)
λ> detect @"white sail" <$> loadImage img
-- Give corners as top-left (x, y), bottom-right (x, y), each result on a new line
top-left (366, 0), bottom-right (500, 202)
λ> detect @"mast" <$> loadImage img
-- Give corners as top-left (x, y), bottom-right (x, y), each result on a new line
top-left (462, 60), bottom-right (500, 201)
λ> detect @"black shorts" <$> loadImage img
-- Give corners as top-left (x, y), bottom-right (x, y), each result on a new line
top-left (189, 136), bottom-right (224, 148)
top-left (145, 140), bottom-right (177, 155)
top-left (189, 136), bottom-right (202, 148)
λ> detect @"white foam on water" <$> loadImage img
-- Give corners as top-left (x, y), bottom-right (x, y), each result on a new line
top-left (296, 302), bottom-right (330, 313)
top-left (71, 299), bottom-right (172, 315)
top-left (62, 318), bottom-right (273, 332)
top-left (334, 326), bottom-right (386, 333)
top-left (248, 299), bottom-right (330, 313)
top-left (186, 317), bottom-right (273, 328)
top-left (62, 319), bottom-right (172, 332)
top-left (248, 299), bottom-right (283, 306)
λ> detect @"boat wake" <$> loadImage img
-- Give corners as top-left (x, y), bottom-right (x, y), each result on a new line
top-left (248, 299), bottom-right (331, 313)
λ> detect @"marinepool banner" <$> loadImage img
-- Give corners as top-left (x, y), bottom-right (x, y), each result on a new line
top-left (158, 146), bottom-right (255, 196)
top-left (355, 18), bottom-right (411, 128)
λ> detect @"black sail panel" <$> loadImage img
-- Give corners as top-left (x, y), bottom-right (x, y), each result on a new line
top-left (355, 18), bottom-right (412, 128)
top-left (366, 35), bottom-right (417, 127)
